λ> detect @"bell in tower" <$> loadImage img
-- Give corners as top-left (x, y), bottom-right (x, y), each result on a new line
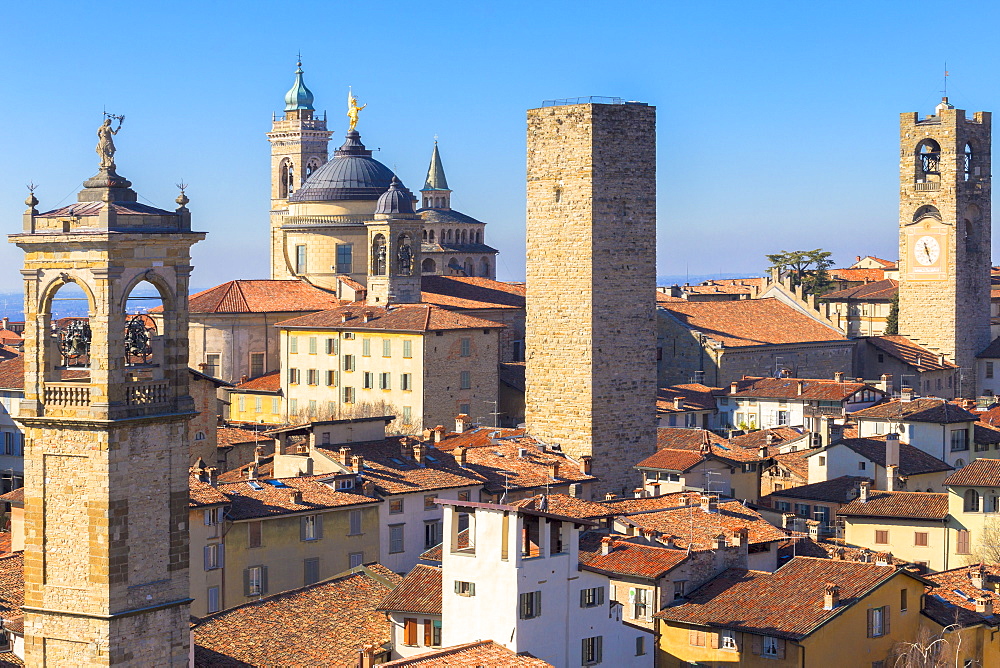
top-left (9, 115), bottom-right (204, 666)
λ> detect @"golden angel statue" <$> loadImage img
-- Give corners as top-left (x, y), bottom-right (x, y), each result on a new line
top-left (347, 88), bottom-right (367, 132)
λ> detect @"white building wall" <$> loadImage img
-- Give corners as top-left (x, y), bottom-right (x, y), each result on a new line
top-left (0, 389), bottom-right (24, 489)
top-left (379, 486), bottom-right (480, 574)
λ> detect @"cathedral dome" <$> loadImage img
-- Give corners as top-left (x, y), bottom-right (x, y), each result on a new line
top-left (375, 175), bottom-right (416, 215)
top-left (289, 131), bottom-right (394, 202)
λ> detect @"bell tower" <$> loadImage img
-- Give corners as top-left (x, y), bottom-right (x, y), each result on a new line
top-left (367, 176), bottom-right (423, 305)
top-left (268, 60), bottom-right (332, 278)
top-left (898, 97), bottom-right (992, 394)
top-left (9, 122), bottom-right (204, 665)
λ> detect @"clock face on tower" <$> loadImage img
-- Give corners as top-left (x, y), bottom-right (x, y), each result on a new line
top-left (914, 235), bottom-right (941, 266)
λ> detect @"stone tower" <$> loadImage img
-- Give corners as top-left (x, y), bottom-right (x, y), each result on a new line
top-left (898, 97), bottom-right (992, 394)
top-left (268, 60), bottom-right (332, 279)
top-left (367, 176), bottom-right (423, 305)
top-left (9, 134), bottom-right (204, 665)
top-left (420, 141), bottom-right (451, 210)
top-left (524, 100), bottom-right (658, 498)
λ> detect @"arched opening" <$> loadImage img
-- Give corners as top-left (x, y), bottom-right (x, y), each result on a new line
top-left (429, 229), bottom-right (435, 243)
top-left (422, 258), bottom-right (436, 274)
top-left (422, 230), bottom-right (427, 241)
top-left (304, 158), bottom-right (319, 180)
top-left (397, 234), bottom-right (413, 276)
top-left (965, 488), bottom-right (981, 512)
top-left (371, 234), bottom-right (387, 276)
top-left (475, 230), bottom-right (481, 244)
top-left (479, 258), bottom-right (490, 277)
top-left (447, 230), bottom-right (453, 243)
top-left (123, 281), bottom-right (163, 367)
top-left (461, 230), bottom-right (467, 244)
top-left (45, 281), bottom-right (93, 372)
top-left (463, 258), bottom-right (474, 275)
top-left (448, 257), bottom-right (460, 275)
top-left (965, 142), bottom-right (974, 181)
top-left (915, 139), bottom-right (941, 183)
top-left (912, 205), bottom-right (941, 222)
top-left (964, 203), bottom-right (981, 251)
top-left (279, 159), bottom-right (291, 198)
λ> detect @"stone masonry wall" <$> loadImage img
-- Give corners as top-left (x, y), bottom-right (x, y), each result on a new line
top-left (525, 102), bottom-right (658, 498)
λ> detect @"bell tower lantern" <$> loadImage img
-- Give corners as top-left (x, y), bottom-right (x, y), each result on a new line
top-left (367, 176), bottom-right (423, 305)
top-left (9, 117), bottom-right (205, 666)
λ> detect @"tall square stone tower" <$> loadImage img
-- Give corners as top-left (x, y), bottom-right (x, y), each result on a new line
top-left (525, 100), bottom-right (657, 498)
top-left (9, 143), bottom-right (203, 665)
top-left (898, 98), bottom-right (991, 395)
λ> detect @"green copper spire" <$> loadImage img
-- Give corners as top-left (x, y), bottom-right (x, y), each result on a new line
top-left (284, 59), bottom-right (315, 112)
top-left (422, 140), bottom-right (450, 191)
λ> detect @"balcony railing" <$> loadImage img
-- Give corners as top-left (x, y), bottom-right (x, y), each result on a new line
top-left (914, 181), bottom-right (940, 191)
top-left (125, 380), bottom-right (170, 406)
top-left (44, 383), bottom-right (91, 407)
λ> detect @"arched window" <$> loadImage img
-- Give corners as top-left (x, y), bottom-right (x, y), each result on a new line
top-left (448, 257), bottom-right (460, 275)
top-left (195, 431), bottom-right (206, 441)
top-left (965, 142), bottom-right (974, 181)
top-left (916, 139), bottom-right (941, 179)
top-left (463, 258), bottom-right (474, 275)
top-left (447, 230), bottom-right (454, 243)
top-left (422, 230), bottom-right (427, 241)
top-left (479, 258), bottom-right (490, 277)
top-left (913, 205), bottom-right (941, 222)
top-left (279, 160), bottom-right (291, 198)
top-left (422, 258), bottom-right (436, 273)
top-left (428, 229), bottom-right (435, 243)
top-left (304, 158), bottom-right (320, 180)
top-left (371, 234), bottom-right (387, 276)
top-left (397, 234), bottom-right (413, 276)
top-left (461, 230), bottom-right (467, 244)
top-left (286, 162), bottom-right (295, 195)
top-left (475, 230), bottom-right (481, 244)
top-left (964, 488), bottom-right (980, 512)
top-left (123, 280), bottom-right (162, 367)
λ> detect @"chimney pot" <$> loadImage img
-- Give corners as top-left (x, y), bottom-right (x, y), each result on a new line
top-left (580, 456), bottom-right (592, 475)
top-left (289, 489), bottom-right (303, 505)
top-left (433, 426), bottom-right (444, 444)
top-left (824, 583), bottom-right (840, 610)
top-left (730, 381), bottom-right (738, 394)
top-left (886, 464), bottom-right (898, 492)
top-left (455, 414), bottom-right (469, 434)
top-left (413, 442), bottom-right (426, 464)
top-left (700, 494), bottom-right (718, 513)
top-left (859, 481), bottom-right (871, 503)
top-left (600, 537), bottom-right (615, 555)
top-left (673, 397), bottom-right (684, 410)
top-left (901, 387), bottom-right (913, 402)
top-left (341, 311), bottom-right (351, 323)
top-left (454, 446), bottom-right (468, 467)
top-left (971, 563), bottom-right (988, 590)
top-left (976, 597), bottom-right (994, 615)
top-left (604, 492), bottom-right (617, 501)
top-left (758, 445), bottom-right (768, 459)
top-left (340, 446), bottom-right (352, 465)
top-left (422, 428), bottom-right (433, 441)
top-left (351, 454), bottom-right (364, 473)
top-left (549, 460), bottom-right (560, 480)
top-left (834, 371), bottom-right (845, 383)
top-left (796, 380), bottom-right (805, 395)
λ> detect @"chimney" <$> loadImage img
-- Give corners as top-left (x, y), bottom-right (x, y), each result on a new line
top-left (604, 492), bottom-right (617, 501)
top-left (782, 513), bottom-right (795, 530)
top-left (600, 537), bottom-right (615, 555)
top-left (206, 467), bottom-right (218, 487)
top-left (634, 488), bottom-right (645, 498)
top-left (730, 381), bottom-right (739, 394)
top-left (856, 255), bottom-right (861, 262)
top-left (673, 397), bottom-right (684, 410)
top-left (433, 426), bottom-right (444, 444)
top-left (901, 386), bottom-right (914, 402)
top-left (975, 596), bottom-right (993, 616)
top-left (832, 546), bottom-right (845, 560)
top-left (879, 373), bottom-right (892, 392)
top-left (758, 444), bottom-right (768, 459)
top-left (455, 414), bottom-right (469, 434)
top-left (859, 481), bottom-right (870, 503)
top-left (549, 461), bottom-right (560, 480)
top-left (713, 534), bottom-right (727, 549)
top-left (362, 480), bottom-right (375, 497)
top-left (886, 464), bottom-right (898, 492)
top-left (580, 456), bottom-right (592, 475)
top-left (340, 446), bottom-right (352, 466)
top-left (401, 439), bottom-right (412, 458)
top-left (247, 462), bottom-right (258, 480)
top-left (289, 489), bottom-right (303, 505)
top-left (885, 433), bottom-right (900, 468)
top-left (700, 494), bottom-right (718, 513)
top-left (569, 483), bottom-right (581, 498)
top-left (351, 454), bottom-right (364, 473)
top-left (413, 442), bottom-right (426, 464)
top-left (422, 428), bottom-right (432, 441)
top-left (796, 380), bottom-right (805, 396)
top-left (363, 311), bottom-right (373, 323)
top-left (0, 317), bottom-right (7, 330)
top-left (823, 583), bottom-right (840, 610)
top-left (358, 643), bottom-right (376, 668)
top-left (971, 563), bottom-right (988, 590)
top-left (341, 311), bottom-right (351, 323)
top-left (454, 446), bottom-right (467, 467)
top-left (767, 432), bottom-right (780, 445)
top-left (729, 528), bottom-right (748, 547)
top-left (517, 447), bottom-right (528, 457)
top-left (834, 371), bottom-right (845, 383)
top-left (649, 481), bottom-right (661, 497)
top-left (240, 374), bottom-right (249, 384)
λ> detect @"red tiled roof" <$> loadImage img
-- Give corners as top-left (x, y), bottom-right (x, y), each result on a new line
top-left (656, 384), bottom-right (722, 414)
top-left (762, 475), bottom-right (867, 504)
top-left (232, 371), bottom-right (281, 393)
top-left (770, 451), bottom-right (810, 481)
top-left (943, 459), bottom-right (1000, 487)
top-left (923, 564), bottom-right (1000, 628)
top-left (435, 427), bottom-right (527, 450)
top-left (659, 298), bottom-right (846, 347)
top-left (376, 564), bottom-right (442, 614)
top-left (194, 564), bottom-right (401, 667)
top-left (378, 640), bottom-right (552, 667)
top-left (655, 557), bottom-right (911, 639)
top-left (656, 428), bottom-right (727, 450)
top-left (508, 494), bottom-right (613, 520)
top-left (217, 427), bottom-right (275, 448)
top-left (0, 489), bottom-right (22, 505)
top-left (619, 498), bottom-right (788, 550)
top-left (216, 475), bottom-right (380, 520)
top-left (420, 276), bottom-right (526, 310)
top-left (838, 490), bottom-right (949, 520)
top-left (866, 336), bottom-right (959, 371)
top-left (0, 356), bottom-right (23, 390)
top-left (0, 330), bottom-right (22, 346)
top-left (598, 493), bottom-right (692, 515)
top-left (729, 427), bottom-right (805, 450)
top-left (189, 477), bottom-right (230, 507)
top-left (0, 553), bottom-right (24, 640)
top-left (852, 397), bottom-right (975, 423)
top-left (829, 267), bottom-right (888, 283)
top-left (836, 435), bottom-right (952, 476)
top-left (581, 540), bottom-right (688, 579)
top-left (727, 376), bottom-right (881, 402)
top-left (822, 279), bottom-right (898, 302)
top-left (276, 303), bottom-right (504, 332)
top-left (174, 280), bottom-right (342, 314)
top-left (636, 448), bottom-right (707, 472)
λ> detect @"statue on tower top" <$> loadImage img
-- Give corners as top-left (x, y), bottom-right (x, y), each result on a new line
top-left (347, 88), bottom-right (366, 132)
top-left (96, 113), bottom-right (125, 169)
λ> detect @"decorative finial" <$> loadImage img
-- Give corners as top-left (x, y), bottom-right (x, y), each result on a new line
top-left (347, 87), bottom-right (367, 132)
top-left (25, 182), bottom-right (38, 212)
top-left (175, 181), bottom-right (189, 210)
top-left (97, 113), bottom-right (125, 170)
top-left (433, 133), bottom-right (439, 144)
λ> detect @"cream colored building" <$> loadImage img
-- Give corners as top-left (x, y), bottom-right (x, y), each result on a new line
top-left (276, 303), bottom-right (502, 432)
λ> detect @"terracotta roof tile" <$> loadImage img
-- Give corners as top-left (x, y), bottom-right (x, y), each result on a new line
top-left (652, 429), bottom-right (762, 464)
top-left (762, 475), bottom-right (868, 504)
top-left (216, 475), bottom-right (380, 520)
top-left (598, 493), bottom-right (693, 515)
top-left (0, 330), bottom-right (22, 346)
top-left (618, 497), bottom-right (788, 550)
top-left (378, 640), bottom-right (552, 667)
top-left (770, 451), bottom-right (811, 480)
top-left (194, 565), bottom-right (401, 666)
top-left (656, 384), bottom-right (722, 413)
top-left (420, 276), bottom-right (525, 310)
top-left (449, 437), bottom-right (595, 495)
top-left (838, 490), bottom-right (949, 519)
top-left (829, 267), bottom-right (888, 282)
top-left (376, 564), bottom-right (442, 614)
top-left (580, 540), bottom-right (689, 579)
top-left (276, 303), bottom-right (504, 332)
top-left (777, 535), bottom-right (905, 567)
top-left (852, 397), bottom-right (975, 423)
top-left (923, 564), bottom-right (1000, 628)
top-left (0, 489), bottom-right (22, 505)
top-left (656, 428), bottom-right (727, 451)
top-left (189, 477), bottom-right (229, 507)
top-left (232, 371), bottom-right (281, 393)
top-left (943, 459), bottom-right (1000, 487)
top-left (508, 494), bottom-right (612, 520)
top-left (0, 552), bottom-right (24, 640)
top-left (659, 298), bottom-right (846, 347)
top-left (727, 376), bottom-right (881, 402)
top-left (866, 336), bottom-right (959, 371)
top-left (655, 556), bottom-right (908, 639)
top-left (0, 357), bottom-right (23, 390)
top-left (728, 427), bottom-right (805, 449)
top-left (170, 279), bottom-right (342, 315)
top-left (836, 436), bottom-right (952, 476)
top-left (216, 427), bottom-right (275, 448)
top-left (822, 279), bottom-right (898, 302)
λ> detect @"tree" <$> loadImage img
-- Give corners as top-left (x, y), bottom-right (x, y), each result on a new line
top-left (888, 623), bottom-right (965, 668)
top-left (885, 292), bottom-right (900, 336)
top-left (766, 249), bottom-right (835, 296)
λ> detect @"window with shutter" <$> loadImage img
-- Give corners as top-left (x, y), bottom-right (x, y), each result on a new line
top-left (404, 618), bottom-right (417, 645)
top-left (350, 510), bottom-right (362, 536)
top-left (957, 529), bottom-right (971, 555)
top-left (303, 558), bottom-right (319, 585)
top-left (423, 620), bottom-right (432, 646)
top-left (248, 521), bottom-right (262, 548)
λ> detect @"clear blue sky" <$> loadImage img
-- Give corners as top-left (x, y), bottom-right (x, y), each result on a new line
top-left (2, 0), bottom-right (1000, 297)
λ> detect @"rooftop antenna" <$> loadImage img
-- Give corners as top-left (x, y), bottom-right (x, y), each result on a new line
top-left (942, 62), bottom-right (949, 97)
top-left (500, 471), bottom-right (509, 505)
top-left (485, 400), bottom-right (500, 429)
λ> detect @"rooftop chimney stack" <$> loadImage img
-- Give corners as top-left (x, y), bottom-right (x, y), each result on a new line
top-left (549, 461), bottom-right (560, 480)
top-left (885, 433), bottom-right (900, 469)
top-left (351, 454), bottom-right (364, 473)
top-left (289, 489), bottom-right (303, 505)
top-left (823, 583), bottom-right (840, 610)
top-left (455, 414), bottom-right (470, 434)
top-left (886, 464), bottom-right (898, 492)
top-left (700, 494), bottom-right (718, 513)
top-left (834, 371), bottom-right (845, 383)
top-left (975, 596), bottom-right (994, 616)
top-left (901, 387), bottom-right (914, 402)
top-left (600, 537), bottom-right (615, 555)
top-left (673, 397), bottom-right (684, 410)
top-left (340, 446), bottom-right (352, 466)
top-left (454, 446), bottom-right (467, 467)
top-left (859, 481), bottom-right (870, 503)
top-left (796, 380), bottom-right (805, 395)
top-left (433, 426), bottom-right (444, 444)
top-left (972, 563), bottom-right (988, 590)
top-left (413, 442), bottom-right (426, 464)
top-left (730, 381), bottom-right (739, 394)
